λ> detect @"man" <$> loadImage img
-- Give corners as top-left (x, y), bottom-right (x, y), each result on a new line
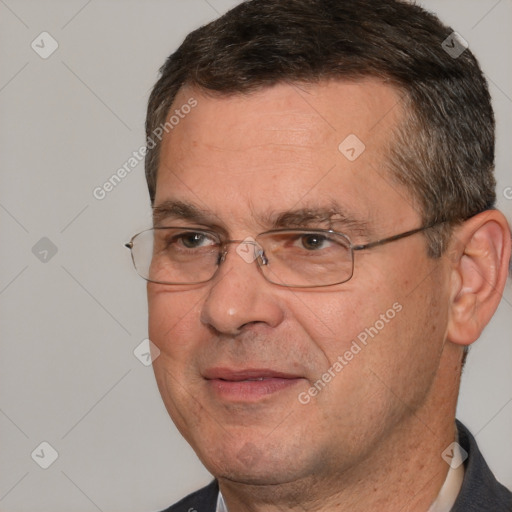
top-left (126, 0), bottom-right (512, 510)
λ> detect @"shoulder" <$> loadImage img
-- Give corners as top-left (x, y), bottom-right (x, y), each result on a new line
top-left (452, 420), bottom-right (512, 511)
top-left (158, 480), bottom-right (219, 512)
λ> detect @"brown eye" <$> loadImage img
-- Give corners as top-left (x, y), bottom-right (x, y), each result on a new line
top-left (299, 234), bottom-right (329, 251)
top-left (180, 232), bottom-right (210, 248)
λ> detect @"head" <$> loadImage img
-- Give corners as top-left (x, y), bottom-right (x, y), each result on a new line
top-left (141, 0), bottom-right (510, 494)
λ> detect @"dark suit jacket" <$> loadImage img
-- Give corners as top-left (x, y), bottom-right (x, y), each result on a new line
top-left (160, 421), bottom-right (512, 511)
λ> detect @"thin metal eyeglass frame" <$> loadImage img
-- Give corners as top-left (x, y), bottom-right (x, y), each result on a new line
top-left (125, 222), bottom-right (443, 288)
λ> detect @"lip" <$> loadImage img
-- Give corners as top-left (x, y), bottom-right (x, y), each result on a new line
top-left (204, 367), bottom-right (303, 401)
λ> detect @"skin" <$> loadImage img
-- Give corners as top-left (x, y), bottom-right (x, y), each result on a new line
top-left (148, 80), bottom-right (511, 511)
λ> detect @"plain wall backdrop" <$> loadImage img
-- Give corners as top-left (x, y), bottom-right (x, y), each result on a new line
top-left (0, 1), bottom-right (511, 511)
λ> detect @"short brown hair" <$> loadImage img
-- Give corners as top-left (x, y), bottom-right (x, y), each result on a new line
top-left (145, 0), bottom-right (496, 257)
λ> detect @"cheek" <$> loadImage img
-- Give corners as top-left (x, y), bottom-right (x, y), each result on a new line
top-left (290, 268), bottom-right (445, 396)
top-left (356, 273), bottom-right (450, 411)
top-left (148, 286), bottom-right (202, 353)
top-left (147, 287), bottom-right (208, 410)
top-left (148, 288), bottom-right (208, 431)
top-left (287, 288), bottom-right (391, 363)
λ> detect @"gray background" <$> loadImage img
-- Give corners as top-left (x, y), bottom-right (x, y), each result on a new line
top-left (0, 1), bottom-right (511, 511)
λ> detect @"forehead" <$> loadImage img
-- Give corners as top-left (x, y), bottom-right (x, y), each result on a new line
top-left (167, 79), bottom-right (402, 152)
top-left (155, 80), bottom-right (416, 232)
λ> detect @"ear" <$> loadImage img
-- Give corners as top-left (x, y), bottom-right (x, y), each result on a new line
top-left (447, 210), bottom-right (511, 346)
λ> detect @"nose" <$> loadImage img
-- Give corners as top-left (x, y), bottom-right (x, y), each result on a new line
top-left (200, 245), bottom-right (285, 335)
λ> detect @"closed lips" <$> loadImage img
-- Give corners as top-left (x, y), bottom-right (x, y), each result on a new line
top-left (203, 368), bottom-right (302, 381)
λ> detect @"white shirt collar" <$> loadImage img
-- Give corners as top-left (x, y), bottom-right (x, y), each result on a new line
top-left (428, 441), bottom-right (465, 512)
top-left (216, 490), bottom-right (229, 512)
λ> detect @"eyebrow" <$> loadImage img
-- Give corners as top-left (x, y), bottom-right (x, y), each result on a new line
top-left (152, 199), bottom-right (371, 236)
top-left (266, 203), bottom-right (371, 236)
top-left (153, 200), bottom-right (218, 227)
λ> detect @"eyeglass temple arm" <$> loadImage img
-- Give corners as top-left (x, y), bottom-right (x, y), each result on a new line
top-left (352, 223), bottom-right (441, 252)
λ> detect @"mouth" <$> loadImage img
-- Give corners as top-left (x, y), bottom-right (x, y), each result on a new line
top-left (203, 368), bottom-right (304, 401)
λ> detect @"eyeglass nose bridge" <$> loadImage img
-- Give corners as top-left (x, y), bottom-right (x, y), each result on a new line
top-left (218, 238), bottom-right (269, 266)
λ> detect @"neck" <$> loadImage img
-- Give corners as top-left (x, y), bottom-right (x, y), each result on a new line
top-left (218, 346), bottom-right (462, 512)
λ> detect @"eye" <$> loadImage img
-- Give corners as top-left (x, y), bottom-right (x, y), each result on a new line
top-left (178, 232), bottom-right (214, 249)
top-left (298, 233), bottom-right (331, 251)
top-left (157, 229), bottom-right (219, 253)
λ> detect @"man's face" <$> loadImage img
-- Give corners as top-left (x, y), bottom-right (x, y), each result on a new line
top-left (148, 81), bottom-right (451, 484)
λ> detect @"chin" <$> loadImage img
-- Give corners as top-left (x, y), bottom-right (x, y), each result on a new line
top-left (194, 436), bottom-right (307, 486)
top-left (216, 462), bottom-right (295, 486)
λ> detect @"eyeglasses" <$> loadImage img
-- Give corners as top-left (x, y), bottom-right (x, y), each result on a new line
top-left (125, 223), bottom-right (440, 288)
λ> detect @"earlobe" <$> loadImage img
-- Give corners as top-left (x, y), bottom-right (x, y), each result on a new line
top-left (447, 210), bottom-right (511, 346)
